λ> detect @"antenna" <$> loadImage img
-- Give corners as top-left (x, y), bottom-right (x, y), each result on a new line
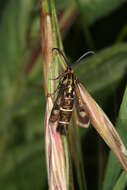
top-left (52, 48), bottom-right (95, 66)
top-left (74, 51), bottom-right (95, 64)
top-left (52, 48), bottom-right (68, 64)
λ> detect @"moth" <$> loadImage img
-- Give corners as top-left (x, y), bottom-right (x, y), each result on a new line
top-left (49, 48), bottom-right (93, 134)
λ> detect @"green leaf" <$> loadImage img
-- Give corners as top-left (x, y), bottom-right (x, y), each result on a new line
top-left (0, 0), bottom-right (35, 109)
top-left (56, 0), bottom-right (125, 26)
top-left (76, 0), bottom-right (125, 26)
top-left (0, 141), bottom-right (47, 190)
top-left (0, 0), bottom-right (34, 69)
top-left (113, 172), bottom-right (127, 190)
top-left (0, 2), bottom-right (46, 189)
top-left (75, 43), bottom-right (127, 103)
top-left (102, 86), bottom-right (127, 190)
top-left (55, 0), bottom-right (73, 10)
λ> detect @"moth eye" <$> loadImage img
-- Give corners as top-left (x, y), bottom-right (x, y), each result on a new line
top-left (79, 111), bottom-right (86, 117)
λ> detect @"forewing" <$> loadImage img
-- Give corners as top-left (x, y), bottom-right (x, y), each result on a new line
top-left (49, 89), bottom-right (63, 123)
top-left (74, 84), bottom-right (90, 128)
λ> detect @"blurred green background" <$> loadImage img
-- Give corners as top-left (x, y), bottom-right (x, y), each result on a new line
top-left (0, 0), bottom-right (127, 189)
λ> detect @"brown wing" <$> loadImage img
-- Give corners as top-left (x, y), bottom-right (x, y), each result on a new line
top-left (74, 84), bottom-right (90, 128)
top-left (49, 88), bottom-right (64, 123)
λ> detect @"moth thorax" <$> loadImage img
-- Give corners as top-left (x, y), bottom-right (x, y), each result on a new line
top-left (63, 78), bottom-right (68, 85)
top-left (67, 79), bottom-right (73, 85)
top-left (67, 85), bottom-right (72, 93)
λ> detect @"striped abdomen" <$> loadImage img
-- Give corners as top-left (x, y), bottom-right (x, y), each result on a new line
top-left (57, 77), bottom-right (75, 134)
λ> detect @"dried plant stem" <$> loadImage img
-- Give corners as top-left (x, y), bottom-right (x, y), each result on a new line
top-left (40, 1), bottom-right (88, 189)
top-left (77, 83), bottom-right (127, 172)
top-left (40, 0), bottom-right (53, 95)
top-left (41, 0), bottom-right (72, 189)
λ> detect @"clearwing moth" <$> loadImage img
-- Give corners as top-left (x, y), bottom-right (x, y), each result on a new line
top-left (49, 48), bottom-right (91, 134)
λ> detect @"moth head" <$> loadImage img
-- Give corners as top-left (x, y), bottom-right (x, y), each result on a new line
top-left (68, 67), bottom-right (74, 74)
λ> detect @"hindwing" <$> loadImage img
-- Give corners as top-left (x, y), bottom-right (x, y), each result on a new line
top-left (74, 84), bottom-right (90, 128)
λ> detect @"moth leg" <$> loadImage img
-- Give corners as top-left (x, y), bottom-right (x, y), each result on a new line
top-left (50, 84), bottom-right (68, 97)
top-left (47, 83), bottom-right (61, 97)
top-left (50, 75), bottom-right (62, 80)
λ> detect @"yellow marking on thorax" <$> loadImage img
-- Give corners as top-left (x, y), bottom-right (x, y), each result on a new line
top-left (68, 85), bottom-right (72, 93)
